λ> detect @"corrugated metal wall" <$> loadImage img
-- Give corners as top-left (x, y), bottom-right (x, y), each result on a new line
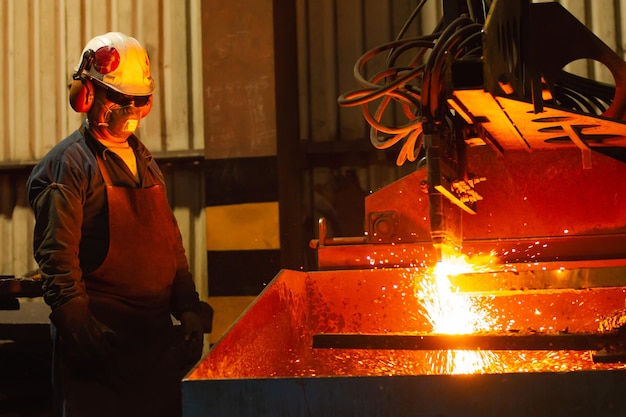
top-left (0, 0), bottom-right (207, 297)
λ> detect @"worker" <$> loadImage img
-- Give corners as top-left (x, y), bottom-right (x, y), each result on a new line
top-left (26, 32), bottom-right (204, 417)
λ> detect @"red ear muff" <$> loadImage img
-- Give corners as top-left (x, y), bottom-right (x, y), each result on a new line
top-left (139, 94), bottom-right (153, 118)
top-left (69, 77), bottom-right (94, 113)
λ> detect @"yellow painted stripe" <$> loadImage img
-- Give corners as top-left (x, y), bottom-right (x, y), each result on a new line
top-left (205, 202), bottom-right (279, 251)
top-left (205, 295), bottom-right (257, 343)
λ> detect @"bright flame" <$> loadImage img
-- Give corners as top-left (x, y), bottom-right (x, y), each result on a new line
top-left (419, 253), bottom-right (495, 334)
top-left (416, 251), bottom-right (498, 374)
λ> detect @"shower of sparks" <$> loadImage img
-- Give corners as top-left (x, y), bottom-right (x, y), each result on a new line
top-left (415, 251), bottom-right (501, 374)
top-left (421, 255), bottom-right (495, 333)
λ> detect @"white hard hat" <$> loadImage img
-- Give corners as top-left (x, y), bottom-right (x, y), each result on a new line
top-left (76, 32), bottom-right (155, 96)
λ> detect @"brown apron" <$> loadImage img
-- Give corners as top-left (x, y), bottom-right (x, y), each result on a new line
top-left (57, 155), bottom-right (185, 417)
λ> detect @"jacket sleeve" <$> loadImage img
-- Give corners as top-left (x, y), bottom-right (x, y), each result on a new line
top-left (169, 213), bottom-right (201, 319)
top-left (28, 158), bottom-right (88, 310)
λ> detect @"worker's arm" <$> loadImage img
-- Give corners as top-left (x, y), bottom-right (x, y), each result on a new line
top-left (168, 214), bottom-right (205, 365)
top-left (28, 157), bottom-right (86, 310)
top-left (27, 152), bottom-right (118, 368)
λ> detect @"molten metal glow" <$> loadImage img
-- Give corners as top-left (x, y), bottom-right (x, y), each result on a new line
top-left (420, 253), bottom-right (495, 334)
top-left (416, 251), bottom-right (498, 374)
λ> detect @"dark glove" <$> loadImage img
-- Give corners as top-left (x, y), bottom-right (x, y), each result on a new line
top-left (50, 297), bottom-right (119, 372)
top-left (179, 310), bottom-right (204, 372)
top-left (198, 301), bottom-right (214, 333)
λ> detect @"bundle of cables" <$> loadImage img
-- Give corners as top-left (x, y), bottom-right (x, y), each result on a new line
top-left (552, 70), bottom-right (616, 116)
top-left (338, 0), bottom-right (485, 166)
top-left (338, 0), bottom-right (620, 165)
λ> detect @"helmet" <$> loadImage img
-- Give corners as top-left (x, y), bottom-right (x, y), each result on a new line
top-left (76, 32), bottom-right (155, 95)
top-left (75, 32), bottom-right (155, 96)
top-left (69, 32), bottom-right (155, 113)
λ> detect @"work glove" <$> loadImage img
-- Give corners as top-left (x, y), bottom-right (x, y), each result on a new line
top-left (179, 310), bottom-right (204, 373)
top-left (198, 300), bottom-right (214, 333)
top-left (50, 297), bottom-right (120, 374)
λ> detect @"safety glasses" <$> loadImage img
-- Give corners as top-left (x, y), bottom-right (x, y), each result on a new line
top-left (105, 88), bottom-right (152, 107)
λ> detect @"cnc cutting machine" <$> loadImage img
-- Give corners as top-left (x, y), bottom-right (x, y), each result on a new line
top-left (183, 1), bottom-right (626, 415)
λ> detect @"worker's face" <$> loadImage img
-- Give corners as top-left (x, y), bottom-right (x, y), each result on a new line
top-left (87, 84), bottom-right (152, 143)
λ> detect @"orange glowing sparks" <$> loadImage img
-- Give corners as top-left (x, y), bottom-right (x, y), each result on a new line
top-left (418, 252), bottom-right (496, 335)
top-left (415, 250), bottom-right (498, 374)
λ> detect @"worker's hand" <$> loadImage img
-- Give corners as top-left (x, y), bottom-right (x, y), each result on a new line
top-left (179, 310), bottom-right (204, 370)
top-left (198, 301), bottom-right (214, 333)
top-left (50, 298), bottom-right (120, 372)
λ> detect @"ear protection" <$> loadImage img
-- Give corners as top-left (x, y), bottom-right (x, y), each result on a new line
top-left (69, 50), bottom-right (96, 113)
top-left (69, 77), bottom-right (95, 113)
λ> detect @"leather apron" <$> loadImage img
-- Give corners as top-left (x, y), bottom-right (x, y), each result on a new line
top-left (58, 155), bottom-right (184, 417)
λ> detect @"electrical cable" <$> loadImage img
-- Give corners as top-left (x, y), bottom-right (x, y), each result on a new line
top-left (338, 0), bottom-right (617, 167)
top-left (338, 1), bottom-right (489, 166)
